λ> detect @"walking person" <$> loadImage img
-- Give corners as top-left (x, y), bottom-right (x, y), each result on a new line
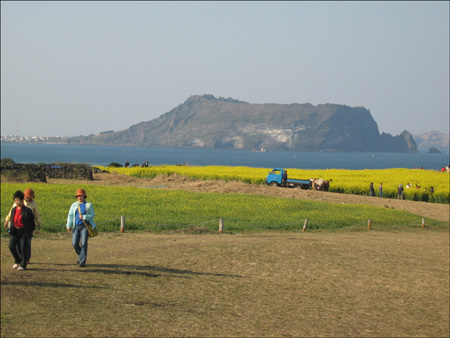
top-left (4, 188), bottom-right (42, 264)
top-left (3, 191), bottom-right (36, 270)
top-left (378, 183), bottom-right (383, 197)
top-left (66, 188), bottom-right (96, 267)
top-left (22, 188), bottom-right (42, 264)
top-left (369, 182), bottom-right (375, 197)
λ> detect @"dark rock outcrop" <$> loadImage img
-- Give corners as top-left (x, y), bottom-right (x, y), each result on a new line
top-left (429, 146), bottom-right (442, 154)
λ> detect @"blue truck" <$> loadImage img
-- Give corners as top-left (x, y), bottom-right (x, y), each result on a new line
top-left (265, 168), bottom-right (311, 189)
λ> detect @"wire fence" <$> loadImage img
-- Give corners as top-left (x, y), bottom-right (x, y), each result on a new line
top-left (1, 216), bottom-right (435, 234)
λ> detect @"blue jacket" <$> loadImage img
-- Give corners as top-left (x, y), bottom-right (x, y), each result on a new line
top-left (66, 201), bottom-right (96, 230)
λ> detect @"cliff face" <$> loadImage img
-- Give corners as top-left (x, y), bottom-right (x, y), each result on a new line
top-left (378, 130), bottom-right (419, 153)
top-left (68, 95), bottom-right (418, 153)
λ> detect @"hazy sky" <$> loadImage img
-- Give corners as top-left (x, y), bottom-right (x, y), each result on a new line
top-left (1, 1), bottom-right (449, 137)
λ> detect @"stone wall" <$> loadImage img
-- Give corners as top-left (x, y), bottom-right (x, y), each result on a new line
top-left (1, 162), bottom-right (94, 182)
top-left (45, 164), bottom-right (93, 180)
top-left (1, 164), bottom-right (47, 182)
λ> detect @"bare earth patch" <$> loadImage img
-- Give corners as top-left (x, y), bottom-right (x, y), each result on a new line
top-left (1, 230), bottom-right (448, 337)
top-left (48, 172), bottom-right (450, 223)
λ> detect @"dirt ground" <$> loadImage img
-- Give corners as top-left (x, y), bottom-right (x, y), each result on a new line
top-left (2, 231), bottom-right (448, 337)
top-left (47, 172), bottom-right (450, 223)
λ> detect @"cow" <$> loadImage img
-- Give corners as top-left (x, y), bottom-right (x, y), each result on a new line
top-left (311, 178), bottom-right (332, 191)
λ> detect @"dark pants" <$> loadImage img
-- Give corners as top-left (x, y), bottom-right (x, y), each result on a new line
top-left (16, 230), bottom-right (33, 261)
top-left (9, 228), bottom-right (29, 269)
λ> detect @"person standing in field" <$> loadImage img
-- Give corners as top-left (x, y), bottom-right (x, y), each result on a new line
top-left (369, 182), bottom-right (375, 196)
top-left (282, 170), bottom-right (288, 187)
top-left (4, 188), bottom-right (42, 264)
top-left (4, 190), bottom-right (36, 270)
top-left (397, 184), bottom-right (404, 200)
top-left (66, 188), bottom-right (96, 267)
top-left (378, 183), bottom-right (383, 197)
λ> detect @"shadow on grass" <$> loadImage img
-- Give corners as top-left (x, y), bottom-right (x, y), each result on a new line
top-left (88, 263), bottom-right (246, 278)
top-left (27, 266), bottom-right (160, 278)
top-left (28, 263), bottom-right (246, 279)
top-left (1, 281), bottom-right (107, 288)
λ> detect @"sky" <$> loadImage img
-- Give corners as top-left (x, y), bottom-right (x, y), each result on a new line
top-left (1, 1), bottom-right (449, 138)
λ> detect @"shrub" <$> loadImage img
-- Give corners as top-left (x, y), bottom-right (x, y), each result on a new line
top-left (1, 158), bottom-right (16, 166)
top-left (108, 162), bottom-right (123, 168)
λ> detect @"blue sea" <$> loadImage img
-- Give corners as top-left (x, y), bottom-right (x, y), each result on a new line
top-left (1, 142), bottom-right (449, 170)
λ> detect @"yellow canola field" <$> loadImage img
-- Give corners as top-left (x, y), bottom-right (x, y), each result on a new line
top-left (98, 165), bottom-right (450, 204)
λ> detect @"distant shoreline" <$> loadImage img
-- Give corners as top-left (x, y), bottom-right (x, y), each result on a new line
top-left (2, 142), bottom-right (448, 170)
top-left (1, 140), bottom-right (449, 155)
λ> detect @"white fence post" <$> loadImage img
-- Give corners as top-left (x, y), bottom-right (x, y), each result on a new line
top-left (120, 216), bottom-right (126, 233)
top-left (219, 218), bottom-right (224, 233)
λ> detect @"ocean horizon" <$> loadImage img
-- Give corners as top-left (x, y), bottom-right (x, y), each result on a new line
top-left (1, 143), bottom-right (450, 170)
top-left (1, 142), bottom-right (449, 171)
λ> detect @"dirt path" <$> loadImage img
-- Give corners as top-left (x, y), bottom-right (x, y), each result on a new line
top-left (48, 173), bottom-right (450, 223)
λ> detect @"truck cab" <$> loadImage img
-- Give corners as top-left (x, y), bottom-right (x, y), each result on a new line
top-left (266, 168), bottom-right (285, 186)
top-left (265, 168), bottom-right (311, 189)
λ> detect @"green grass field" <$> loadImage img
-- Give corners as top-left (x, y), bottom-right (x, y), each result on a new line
top-left (1, 182), bottom-right (445, 235)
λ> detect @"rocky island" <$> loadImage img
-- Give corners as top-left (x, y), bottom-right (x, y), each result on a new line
top-left (67, 95), bottom-right (417, 153)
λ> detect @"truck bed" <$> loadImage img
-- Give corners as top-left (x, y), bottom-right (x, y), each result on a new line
top-left (287, 178), bottom-right (311, 185)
